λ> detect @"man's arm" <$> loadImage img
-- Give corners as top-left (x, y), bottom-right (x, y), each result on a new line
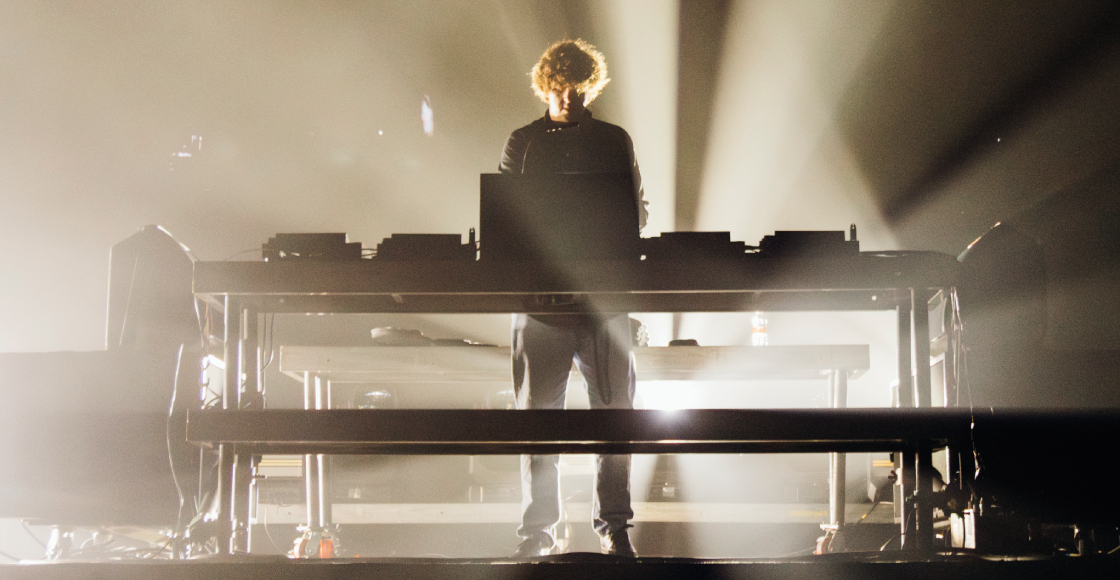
top-left (624, 132), bottom-right (649, 232)
top-left (499, 127), bottom-right (531, 174)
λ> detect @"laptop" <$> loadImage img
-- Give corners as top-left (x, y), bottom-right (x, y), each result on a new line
top-left (478, 173), bottom-right (640, 262)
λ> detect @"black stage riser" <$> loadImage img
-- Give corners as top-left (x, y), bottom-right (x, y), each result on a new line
top-left (3, 558), bottom-right (1120, 580)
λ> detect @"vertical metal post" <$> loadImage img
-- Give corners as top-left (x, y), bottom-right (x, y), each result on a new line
top-left (828, 370), bottom-right (848, 528)
top-left (229, 455), bottom-right (248, 553)
top-left (897, 296), bottom-right (914, 408)
top-left (247, 310), bottom-right (265, 552)
top-left (913, 288), bottom-right (933, 409)
top-left (303, 372), bottom-right (320, 532)
top-left (315, 376), bottom-right (330, 530)
top-left (240, 306), bottom-right (256, 407)
top-left (229, 305), bottom-right (257, 553)
top-left (911, 288), bottom-right (936, 551)
top-left (896, 295), bottom-right (913, 548)
top-left (915, 441), bottom-right (935, 551)
top-left (940, 287), bottom-right (964, 497)
top-left (216, 295), bottom-right (240, 555)
top-left (214, 445), bottom-right (233, 554)
top-left (221, 296), bottom-right (239, 410)
top-left (317, 455), bottom-right (328, 529)
top-left (241, 306), bottom-right (264, 408)
top-left (248, 474), bottom-right (260, 554)
top-left (324, 379), bottom-right (334, 530)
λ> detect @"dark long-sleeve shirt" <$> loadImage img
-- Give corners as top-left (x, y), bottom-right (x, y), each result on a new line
top-left (499, 110), bottom-right (648, 230)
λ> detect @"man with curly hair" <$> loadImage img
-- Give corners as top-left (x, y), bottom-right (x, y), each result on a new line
top-left (500, 39), bottom-right (645, 559)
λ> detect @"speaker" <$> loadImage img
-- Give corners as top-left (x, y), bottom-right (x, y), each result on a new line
top-left (0, 225), bottom-right (202, 526)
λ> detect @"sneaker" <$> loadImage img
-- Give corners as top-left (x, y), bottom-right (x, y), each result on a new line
top-left (512, 532), bottom-right (554, 558)
top-left (600, 526), bottom-right (636, 557)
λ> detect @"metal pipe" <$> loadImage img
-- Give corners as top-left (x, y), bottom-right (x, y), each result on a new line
top-left (896, 295), bottom-right (913, 548)
top-left (230, 305), bottom-right (257, 553)
top-left (828, 370), bottom-right (848, 527)
top-left (303, 372), bottom-right (318, 532)
top-left (911, 289), bottom-right (935, 551)
top-left (916, 442), bottom-right (935, 551)
top-left (215, 295), bottom-right (240, 555)
top-left (231, 454), bottom-right (250, 553)
top-left (897, 296), bottom-right (913, 408)
top-left (913, 288), bottom-right (933, 409)
top-left (315, 375), bottom-right (330, 530)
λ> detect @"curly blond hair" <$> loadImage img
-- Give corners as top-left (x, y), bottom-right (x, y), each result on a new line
top-left (530, 39), bottom-right (610, 104)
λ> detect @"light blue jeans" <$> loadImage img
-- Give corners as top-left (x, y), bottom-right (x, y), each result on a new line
top-left (511, 313), bottom-right (635, 543)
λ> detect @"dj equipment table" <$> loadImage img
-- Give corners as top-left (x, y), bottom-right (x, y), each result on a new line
top-left (189, 251), bottom-right (959, 555)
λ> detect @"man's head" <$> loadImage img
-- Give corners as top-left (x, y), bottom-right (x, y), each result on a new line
top-left (531, 39), bottom-right (609, 122)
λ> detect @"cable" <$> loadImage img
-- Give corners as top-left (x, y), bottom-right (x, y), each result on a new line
top-left (198, 303), bottom-right (224, 404)
top-left (191, 286), bottom-right (207, 351)
top-left (879, 498), bottom-right (916, 551)
top-left (142, 534), bottom-right (174, 560)
top-left (259, 495), bottom-right (285, 555)
top-left (0, 548), bottom-right (21, 562)
top-left (851, 501), bottom-right (882, 525)
top-left (878, 533), bottom-right (903, 552)
top-left (260, 314), bottom-right (277, 374)
top-left (167, 344), bottom-right (187, 555)
top-left (950, 288), bottom-right (984, 478)
top-left (864, 250), bottom-right (934, 258)
top-left (203, 302), bottom-right (214, 350)
top-left (19, 520), bottom-right (47, 549)
top-left (196, 447), bottom-right (207, 516)
top-left (221, 248), bottom-right (262, 261)
top-left (115, 255), bottom-right (141, 348)
top-left (949, 288), bottom-right (975, 411)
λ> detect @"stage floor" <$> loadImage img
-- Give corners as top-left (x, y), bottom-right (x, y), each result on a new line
top-left (2, 553), bottom-right (1119, 580)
